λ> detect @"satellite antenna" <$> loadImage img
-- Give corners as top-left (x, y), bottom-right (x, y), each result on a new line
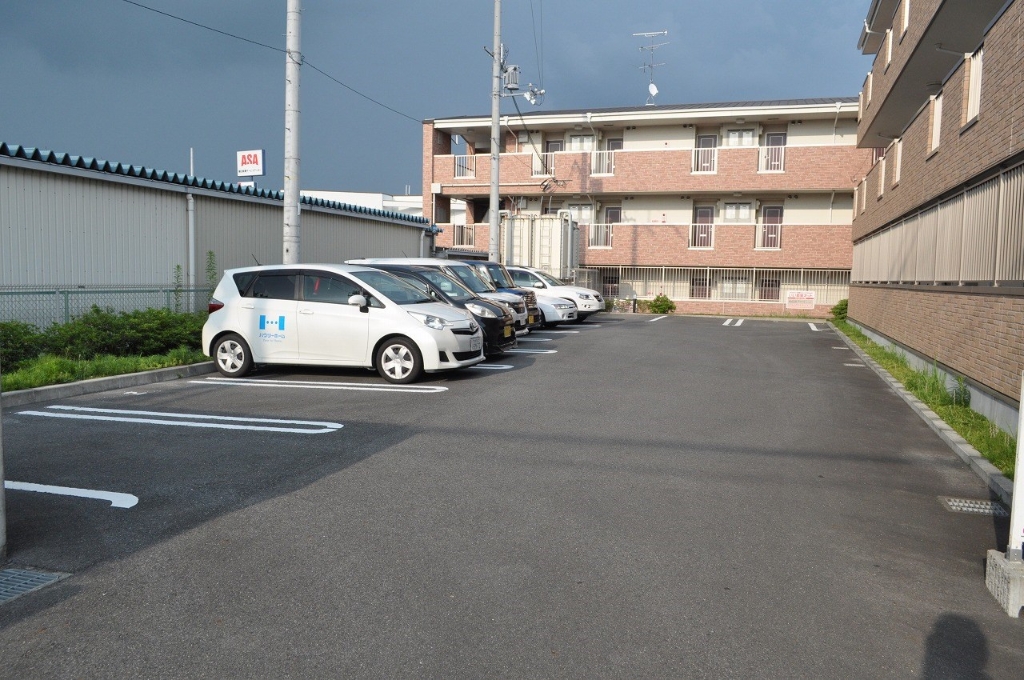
top-left (634, 30), bottom-right (668, 105)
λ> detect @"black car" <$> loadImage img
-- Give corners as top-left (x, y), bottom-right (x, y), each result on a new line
top-left (367, 264), bottom-right (517, 356)
top-left (462, 261), bottom-right (544, 331)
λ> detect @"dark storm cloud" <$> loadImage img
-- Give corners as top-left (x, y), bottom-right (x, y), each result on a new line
top-left (0, 0), bottom-right (874, 193)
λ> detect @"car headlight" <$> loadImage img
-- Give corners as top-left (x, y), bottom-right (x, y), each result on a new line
top-left (554, 302), bottom-right (575, 310)
top-left (465, 302), bottom-right (497, 318)
top-left (408, 312), bottom-right (450, 331)
top-left (576, 293), bottom-right (593, 300)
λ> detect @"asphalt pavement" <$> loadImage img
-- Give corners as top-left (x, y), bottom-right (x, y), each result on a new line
top-left (1, 314), bottom-right (1021, 678)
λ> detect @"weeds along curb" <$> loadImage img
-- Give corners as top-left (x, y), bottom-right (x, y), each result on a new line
top-left (1, 362), bottom-right (217, 409)
top-left (829, 322), bottom-right (1013, 505)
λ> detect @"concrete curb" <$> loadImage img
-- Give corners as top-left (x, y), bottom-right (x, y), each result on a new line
top-left (1, 362), bottom-right (217, 409)
top-left (830, 322), bottom-right (1014, 505)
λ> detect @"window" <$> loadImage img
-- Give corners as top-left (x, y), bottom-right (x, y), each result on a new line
top-left (723, 202), bottom-right (752, 223)
top-left (966, 47), bottom-right (983, 122)
top-left (758, 278), bottom-right (781, 301)
top-left (568, 135), bottom-right (595, 151)
top-left (303, 274), bottom-right (362, 304)
top-left (762, 132), bottom-right (786, 172)
top-left (885, 29), bottom-right (893, 68)
top-left (725, 129), bottom-right (755, 146)
top-left (690, 206), bottom-right (714, 248)
top-left (249, 274), bottom-right (297, 300)
top-left (864, 72), bottom-right (873, 105)
top-left (901, 0), bottom-right (910, 37)
top-left (758, 206), bottom-right (783, 249)
top-left (606, 138), bottom-right (624, 151)
top-left (690, 276), bottom-right (710, 299)
top-left (878, 155), bottom-right (886, 198)
top-left (893, 138), bottom-right (902, 185)
top-left (930, 93), bottom-right (943, 152)
top-left (590, 207), bottom-right (618, 248)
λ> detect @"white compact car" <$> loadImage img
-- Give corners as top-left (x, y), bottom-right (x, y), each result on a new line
top-left (506, 266), bottom-right (604, 321)
top-left (536, 294), bottom-right (577, 326)
top-left (202, 264), bottom-right (485, 383)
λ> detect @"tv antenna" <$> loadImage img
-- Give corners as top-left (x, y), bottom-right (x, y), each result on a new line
top-left (634, 30), bottom-right (668, 105)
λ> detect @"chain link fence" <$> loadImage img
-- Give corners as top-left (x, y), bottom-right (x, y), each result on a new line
top-left (0, 286), bottom-right (214, 328)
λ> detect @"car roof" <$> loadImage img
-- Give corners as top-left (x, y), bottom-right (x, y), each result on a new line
top-left (226, 263), bottom-right (378, 275)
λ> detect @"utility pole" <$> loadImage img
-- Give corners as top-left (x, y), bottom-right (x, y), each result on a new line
top-left (283, 0), bottom-right (302, 265)
top-left (488, 0), bottom-right (502, 262)
top-left (1, 363), bottom-right (7, 563)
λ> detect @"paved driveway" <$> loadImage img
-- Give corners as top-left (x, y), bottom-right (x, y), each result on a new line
top-left (1, 315), bottom-right (1021, 677)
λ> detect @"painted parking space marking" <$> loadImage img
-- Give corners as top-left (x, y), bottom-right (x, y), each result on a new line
top-left (5, 481), bottom-right (138, 509)
top-left (532, 329), bottom-right (579, 334)
top-left (723, 318), bottom-right (744, 327)
top-left (20, 405), bottom-right (342, 434)
top-left (517, 337), bottom-right (552, 342)
top-left (832, 346), bottom-right (850, 350)
top-left (647, 316), bottom-right (667, 322)
top-left (844, 363), bottom-right (865, 367)
top-left (193, 377), bottom-right (447, 394)
top-left (504, 348), bottom-right (558, 355)
top-left (468, 363), bottom-right (514, 370)
top-left (808, 323), bottom-right (823, 331)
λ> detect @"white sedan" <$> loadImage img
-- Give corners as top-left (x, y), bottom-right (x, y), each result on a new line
top-left (507, 266), bottom-right (604, 321)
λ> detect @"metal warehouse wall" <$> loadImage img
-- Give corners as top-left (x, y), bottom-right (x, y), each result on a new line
top-left (1, 165), bottom-right (186, 286)
top-left (1, 161), bottom-right (428, 289)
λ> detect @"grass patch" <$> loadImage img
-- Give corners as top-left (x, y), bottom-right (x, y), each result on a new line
top-left (833, 320), bottom-right (1016, 480)
top-left (1, 348), bottom-right (208, 392)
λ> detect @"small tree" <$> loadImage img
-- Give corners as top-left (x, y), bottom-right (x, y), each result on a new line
top-left (649, 294), bottom-right (676, 314)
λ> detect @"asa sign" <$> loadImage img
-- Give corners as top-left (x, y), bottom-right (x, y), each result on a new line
top-left (236, 149), bottom-right (266, 177)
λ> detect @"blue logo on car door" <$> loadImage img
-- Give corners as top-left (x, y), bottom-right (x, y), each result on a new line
top-left (259, 315), bottom-right (286, 331)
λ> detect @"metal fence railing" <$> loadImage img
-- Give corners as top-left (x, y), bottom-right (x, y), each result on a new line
top-left (581, 266), bottom-right (849, 306)
top-left (0, 286), bottom-right (214, 328)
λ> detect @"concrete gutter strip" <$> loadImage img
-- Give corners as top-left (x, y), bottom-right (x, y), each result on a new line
top-left (0, 362), bottom-right (217, 409)
top-left (830, 322), bottom-right (1014, 506)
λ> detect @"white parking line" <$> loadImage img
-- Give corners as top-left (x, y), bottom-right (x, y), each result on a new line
top-left (20, 406), bottom-right (342, 434)
top-left (832, 346), bottom-right (850, 350)
top-left (504, 348), bottom-right (558, 354)
top-left (647, 316), bottom-right (667, 322)
top-left (193, 377), bottom-right (447, 393)
top-left (517, 337), bottom-right (552, 342)
top-left (533, 329), bottom-right (579, 334)
top-left (723, 319), bottom-right (744, 326)
top-left (468, 363), bottom-right (514, 370)
top-left (5, 481), bottom-right (138, 509)
top-left (808, 323), bottom-right (823, 332)
top-left (844, 363), bottom-right (865, 367)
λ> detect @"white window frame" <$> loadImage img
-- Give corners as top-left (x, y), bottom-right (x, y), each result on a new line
top-left (967, 47), bottom-right (983, 122)
top-left (725, 129), bottom-right (756, 147)
top-left (723, 202), bottom-right (753, 223)
top-left (878, 155), bottom-right (886, 198)
top-left (901, 0), bottom-right (910, 38)
top-left (930, 93), bottom-right (943, 152)
top-left (885, 29), bottom-right (893, 68)
top-left (568, 134), bottom-right (595, 152)
top-left (893, 138), bottom-right (902, 185)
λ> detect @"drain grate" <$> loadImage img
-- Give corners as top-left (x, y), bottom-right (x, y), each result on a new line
top-left (940, 497), bottom-right (1009, 517)
top-left (0, 568), bottom-right (65, 605)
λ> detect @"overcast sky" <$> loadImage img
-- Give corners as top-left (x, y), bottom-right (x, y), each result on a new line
top-left (0, 1), bottom-right (874, 195)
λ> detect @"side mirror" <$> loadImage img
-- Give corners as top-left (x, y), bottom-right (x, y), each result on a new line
top-left (348, 294), bottom-right (368, 308)
top-left (533, 282), bottom-right (545, 289)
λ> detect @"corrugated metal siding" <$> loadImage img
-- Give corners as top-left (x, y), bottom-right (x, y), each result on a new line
top-left (1, 165), bottom-right (185, 286)
top-left (999, 164), bottom-right (1024, 281)
top-left (300, 209), bottom-right (423, 263)
top-left (960, 178), bottom-right (999, 282)
top-left (194, 195), bottom-right (283, 274)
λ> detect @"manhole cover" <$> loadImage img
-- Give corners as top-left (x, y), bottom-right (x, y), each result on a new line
top-left (939, 497), bottom-right (1009, 517)
top-left (0, 568), bottom-right (65, 605)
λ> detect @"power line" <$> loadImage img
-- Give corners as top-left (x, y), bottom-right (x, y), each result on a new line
top-left (119, 0), bottom-right (420, 123)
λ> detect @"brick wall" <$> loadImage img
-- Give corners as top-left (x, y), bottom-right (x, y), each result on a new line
top-left (849, 285), bottom-right (1024, 401)
top-left (579, 224), bottom-right (852, 268)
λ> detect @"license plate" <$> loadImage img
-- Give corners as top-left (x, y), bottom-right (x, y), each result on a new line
top-left (528, 315), bottom-right (535, 324)
top-left (503, 325), bottom-right (512, 338)
top-left (471, 336), bottom-right (482, 351)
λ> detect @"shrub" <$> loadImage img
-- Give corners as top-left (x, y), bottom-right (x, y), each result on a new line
top-left (41, 306), bottom-right (205, 360)
top-left (0, 320), bottom-right (46, 369)
top-left (648, 294), bottom-right (676, 314)
top-left (831, 298), bottom-right (848, 321)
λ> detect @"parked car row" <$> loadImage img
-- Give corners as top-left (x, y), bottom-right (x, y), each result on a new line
top-left (201, 259), bottom-right (603, 384)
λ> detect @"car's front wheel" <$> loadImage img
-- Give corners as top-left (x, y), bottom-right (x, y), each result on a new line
top-left (376, 337), bottom-right (423, 384)
top-left (213, 333), bottom-right (253, 377)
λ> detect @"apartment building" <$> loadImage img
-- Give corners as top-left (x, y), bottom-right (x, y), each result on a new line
top-left (851, 0), bottom-right (1024, 426)
top-left (423, 99), bottom-right (872, 317)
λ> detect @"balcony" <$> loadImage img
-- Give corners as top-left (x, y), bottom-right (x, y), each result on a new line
top-left (591, 151), bottom-right (615, 175)
top-left (759, 146), bottom-right (785, 172)
top-left (692, 148), bottom-right (717, 173)
top-left (532, 152), bottom-right (555, 176)
top-left (454, 154), bottom-right (476, 179)
top-left (452, 223), bottom-right (476, 248)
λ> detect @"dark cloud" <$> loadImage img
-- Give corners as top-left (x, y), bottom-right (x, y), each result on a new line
top-left (0, 0), bottom-right (874, 194)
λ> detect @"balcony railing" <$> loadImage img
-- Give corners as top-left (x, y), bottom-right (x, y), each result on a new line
top-left (452, 223), bottom-right (475, 247)
top-left (692, 148), bottom-right (717, 173)
top-left (532, 152), bottom-right (555, 176)
top-left (591, 151), bottom-right (615, 175)
top-left (589, 223), bottom-right (613, 247)
top-left (454, 154), bottom-right (476, 179)
top-left (759, 146), bottom-right (786, 172)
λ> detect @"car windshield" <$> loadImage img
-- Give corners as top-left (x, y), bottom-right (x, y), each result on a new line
top-left (416, 270), bottom-right (476, 302)
top-left (534, 270), bottom-right (566, 287)
top-left (350, 270), bottom-right (433, 305)
top-left (484, 264), bottom-right (515, 288)
top-left (447, 265), bottom-right (496, 294)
